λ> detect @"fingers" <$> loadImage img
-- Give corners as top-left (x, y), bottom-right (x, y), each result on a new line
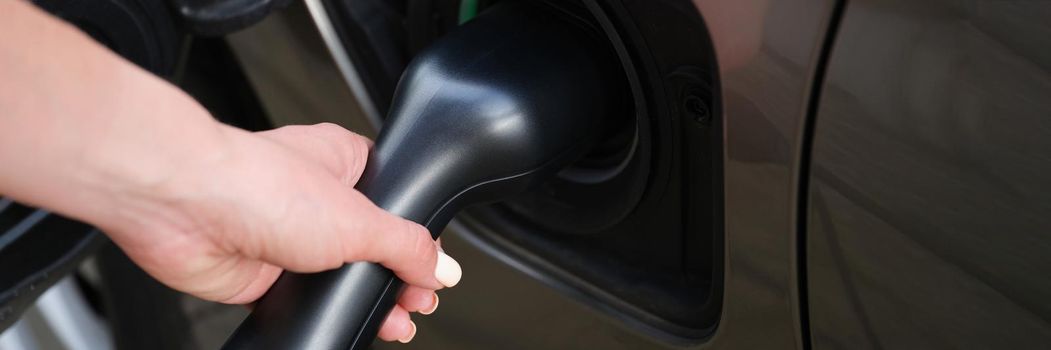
top-left (339, 196), bottom-right (461, 290)
top-left (376, 288), bottom-right (442, 343)
top-left (399, 286), bottom-right (439, 315)
top-left (248, 123), bottom-right (464, 292)
top-left (377, 305), bottom-right (416, 343)
top-left (257, 123), bottom-right (372, 186)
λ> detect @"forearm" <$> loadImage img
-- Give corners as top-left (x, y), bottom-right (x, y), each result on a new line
top-left (0, 1), bottom-right (230, 228)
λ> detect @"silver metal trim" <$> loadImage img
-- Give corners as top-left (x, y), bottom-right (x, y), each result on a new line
top-left (304, 0), bottom-right (384, 128)
top-left (0, 318), bottom-right (40, 350)
top-left (36, 277), bottom-right (114, 350)
top-left (0, 277), bottom-right (113, 350)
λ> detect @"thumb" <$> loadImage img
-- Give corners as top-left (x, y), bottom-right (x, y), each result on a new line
top-left (340, 190), bottom-right (462, 290)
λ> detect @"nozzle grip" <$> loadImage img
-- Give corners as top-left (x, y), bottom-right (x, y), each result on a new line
top-left (223, 141), bottom-right (447, 350)
top-left (223, 1), bottom-right (615, 348)
top-left (222, 259), bottom-right (404, 350)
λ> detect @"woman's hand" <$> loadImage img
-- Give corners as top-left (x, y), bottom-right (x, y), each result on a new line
top-left (102, 123), bottom-right (461, 343)
top-left (0, 2), bottom-right (455, 342)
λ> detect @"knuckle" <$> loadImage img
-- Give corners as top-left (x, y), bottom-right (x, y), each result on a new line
top-left (346, 134), bottom-right (371, 159)
top-left (343, 134), bottom-right (372, 184)
top-left (406, 222), bottom-right (436, 278)
top-left (309, 123), bottom-right (372, 183)
top-left (260, 124), bottom-right (299, 139)
top-left (311, 123), bottom-right (369, 149)
top-left (311, 123), bottom-right (349, 145)
top-left (310, 123), bottom-right (352, 146)
top-left (313, 122), bottom-right (345, 134)
top-left (278, 124), bottom-right (310, 134)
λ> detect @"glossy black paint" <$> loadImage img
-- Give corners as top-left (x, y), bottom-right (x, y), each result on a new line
top-left (223, 1), bottom-right (618, 348)
top-left (807, 0), bottom-right (1051, 348)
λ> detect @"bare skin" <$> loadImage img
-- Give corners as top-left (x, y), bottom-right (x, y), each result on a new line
top-left (0, 1), bottom-right (458, 343)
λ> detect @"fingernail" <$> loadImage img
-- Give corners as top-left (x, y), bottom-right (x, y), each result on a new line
top-left (398, 321), bottom-right (417, 343)
top-left (420, 293), bottom-right (439, 315)
top-left (435, 252), bottom-right (462, 288)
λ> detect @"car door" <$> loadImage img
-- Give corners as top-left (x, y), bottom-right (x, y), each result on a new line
top-left (805, 0), bottom-right (1051, 348)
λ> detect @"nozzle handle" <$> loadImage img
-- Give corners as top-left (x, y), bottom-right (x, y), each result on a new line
top-left (223, 1), bottom-right (617, 348)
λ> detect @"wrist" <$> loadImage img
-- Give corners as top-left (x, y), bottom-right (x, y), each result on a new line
top-left (75, 89), bottom-right (234, 235)
top-left (0, 0), bottom-right (237, 243)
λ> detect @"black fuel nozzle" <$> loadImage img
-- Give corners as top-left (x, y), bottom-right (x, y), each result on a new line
top-left (223, 1), bottom-right (624, 348)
